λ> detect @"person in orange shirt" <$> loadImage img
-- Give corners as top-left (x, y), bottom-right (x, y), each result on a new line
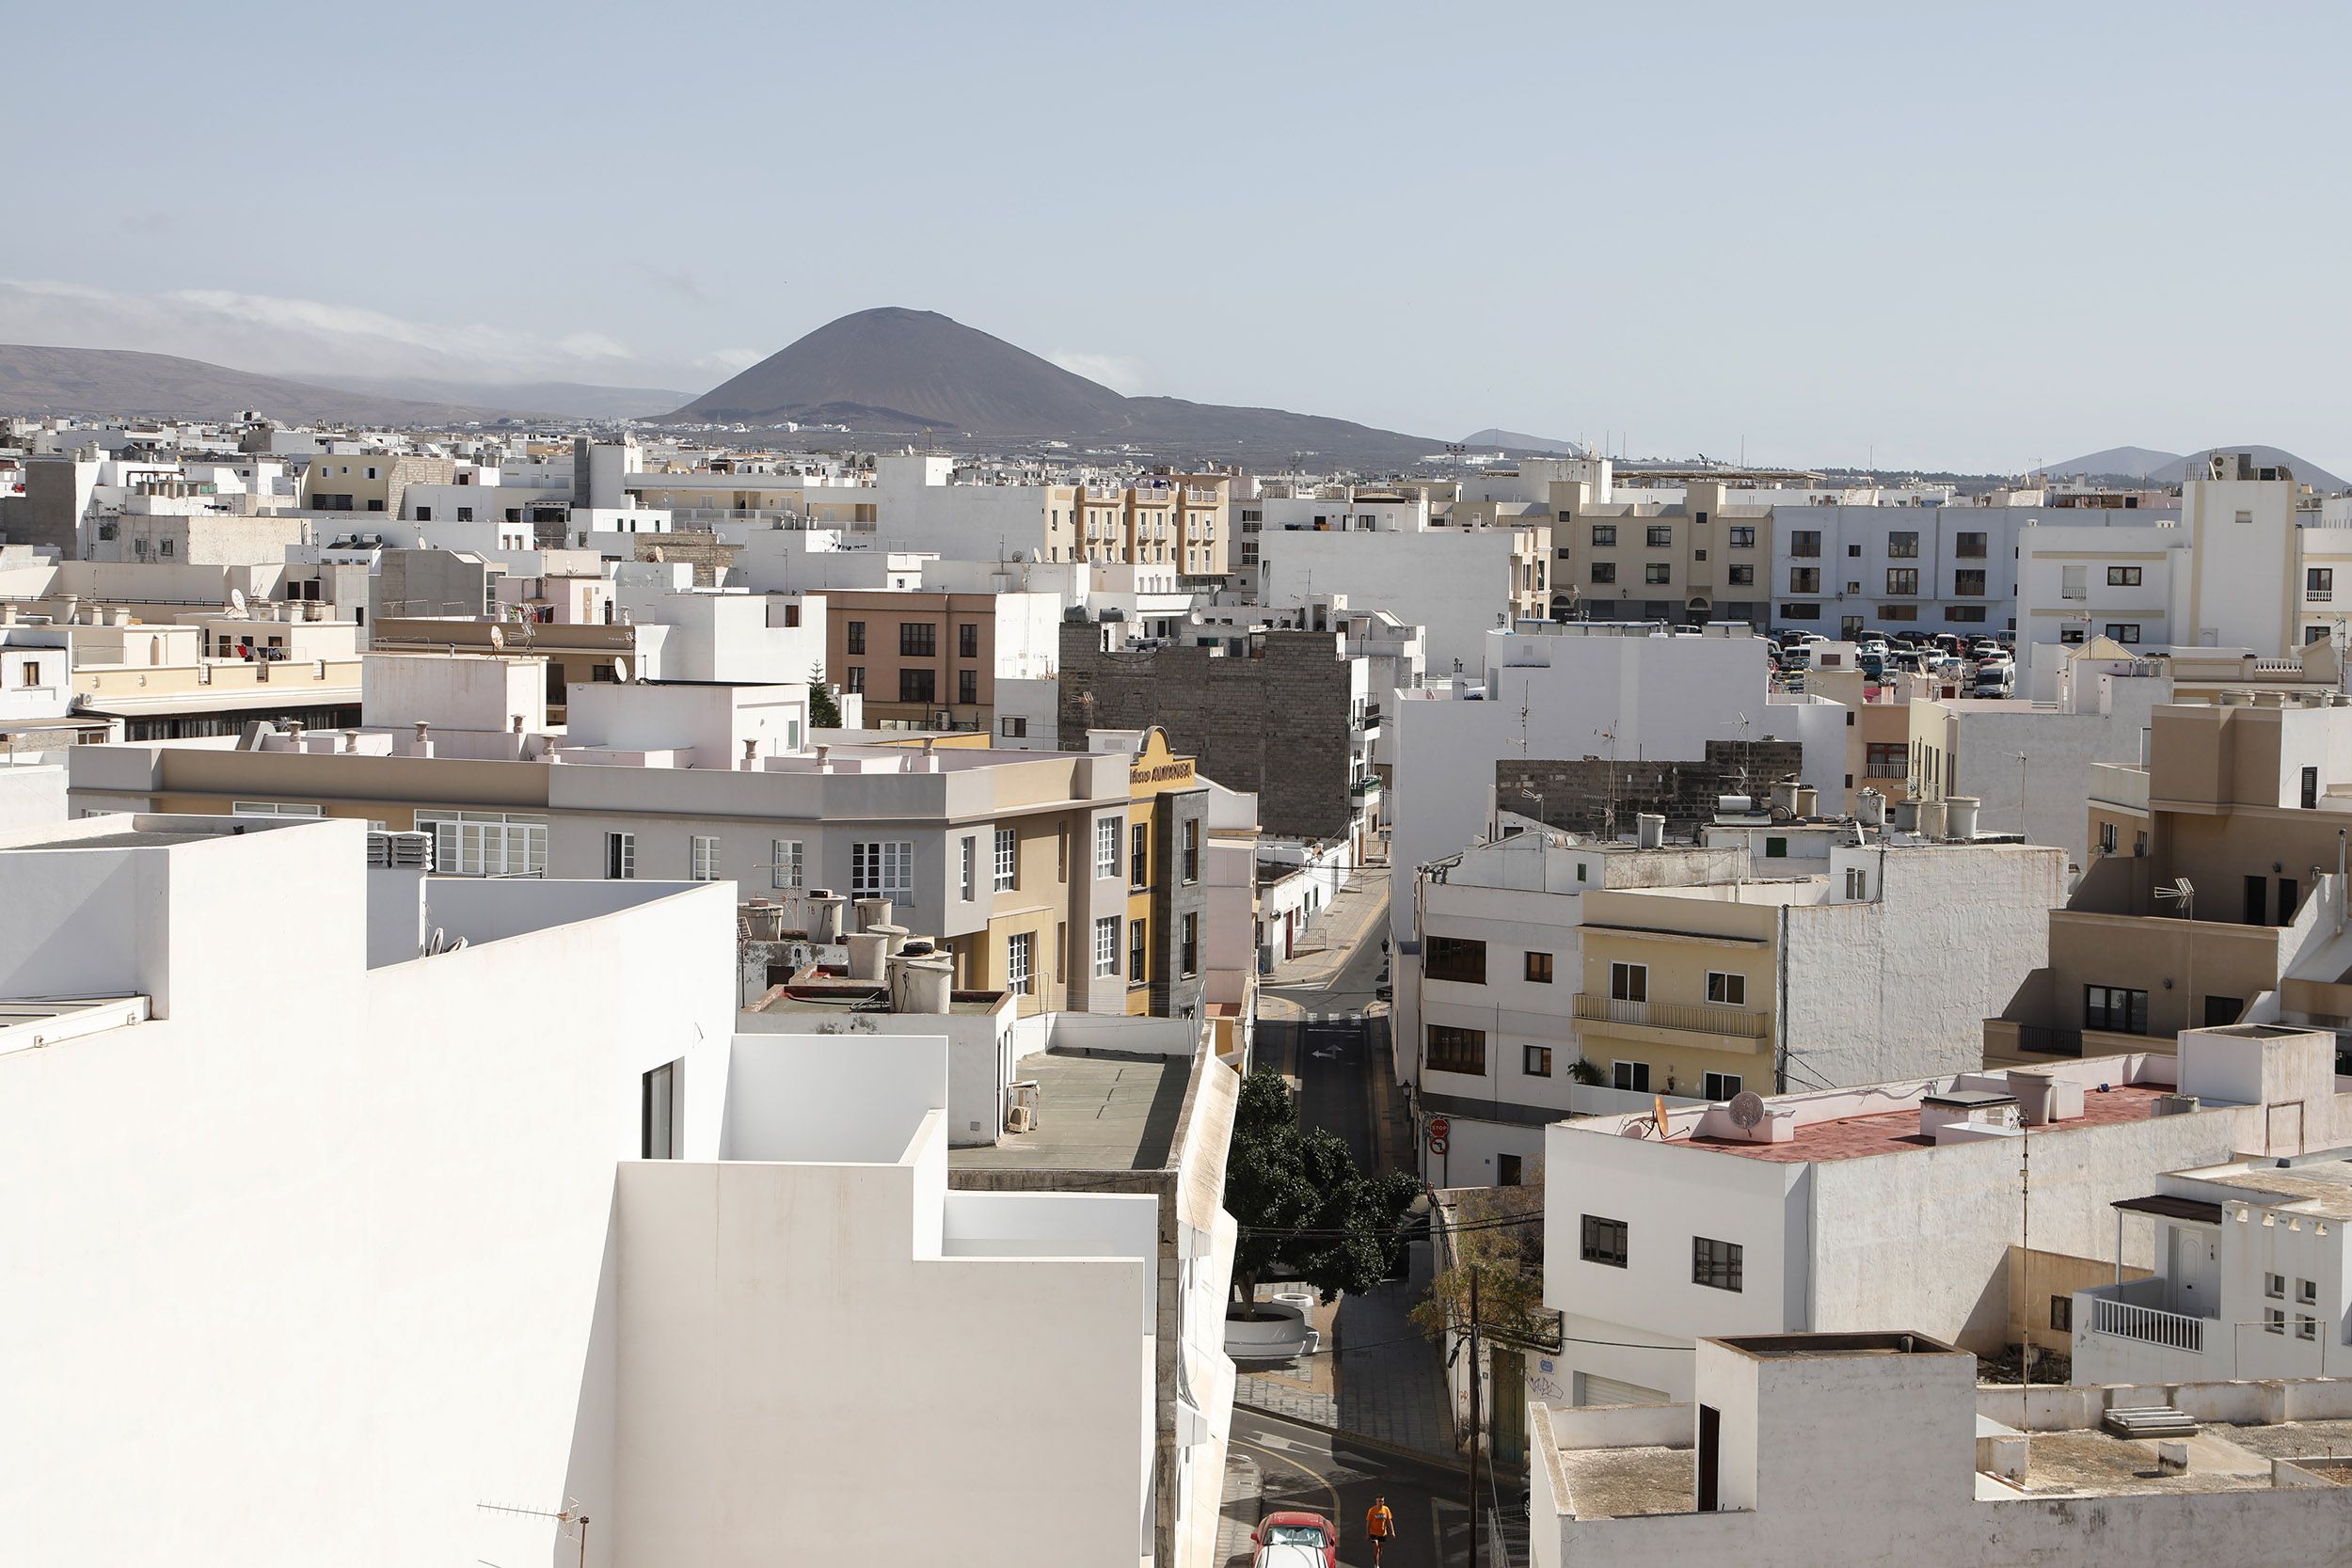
top-left (1364, 1497), bottom-right (1395, 1563)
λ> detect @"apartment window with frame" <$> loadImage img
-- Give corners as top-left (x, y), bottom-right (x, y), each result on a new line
top-left (2084, 984), bottom-right (2149, 1035)
top-left (1702, 1071), bottom-right (1742, 1101)
top-left (2050, 1294), bottom-right (2073, 1333)
top-left (770, 838), bottom-right (803, 890)
top-left (2105, 623), bottom-right (2141, 644)
top-left (2108, 565), bottom-right (2144, 587)
top-left (1692, 1236), bottom-right (1743, 1291)
top-left (640, 1062), bottom-right (677, 1160)
top-left (1095, 816), bottom-right (1120, 878)
top-left (1728, 564), bottom-right (1755, 586)
top-left (993, 826), bottom-right (1018, 892)
top-left (1789, 530), bottom-right (1820, 558)
top-left (1591, 524), bottom-right (1617, 546)
top-left (1131, 823), bottom-right (1149, 887)
top-left (605, 832), bottom-right (635, 879)
top-left (1885, 567), bottom-right (1919, 594)
top-left (898, 668), bottom-right (936, 705)
top-left (1645, 525), bottom-right (1673, 547)
top-left (957, 669), bottom-right (977, 705)
top-left (1000, 716), bottom-right (1027, 738)
top-left (958, 622), bottom-right (979, 658)
top-left (1728, 525), bottom-right (1756, 547)
top-left (690, 835), bottom-right (722, 881)
top-left (2266, 1272), bottom-right (2287, 1299)
top-left (1788, 566), bottom-right (1820, 593)
top-left (1949, 605), bottom-right (1987, 623)
top-left (1130, 917), bottom-right (1148, 983)
top-left (1608, 961), bottom-right (1647, 1002)
top-left (1954, 569), bottom-right (1986, 596)
top-left (1523, 1043), bottom-right (1553, 1077)
top-left (845, 666), bottom-right (866, 694)
top-left (1183, 818), bottom-right (1200, 883)
top-left (1006, 930), bottom-right (1034, 995)
top-left (851, 839), bottom-right (913, 898)
top-left (1580, 1214), bottom-right (1629, 1268)
top-left (1706, 972), bottom-right (1746, 1006)
top-left (960, 835), bottom-right (977, 899)
top-left (1591, 562), bottom-right (1617, 585)
top-left (416, 809), bottom-right (547, 878)
top-left (2298, 1277), bottom-right (2318, 1305)
top-left (1612, 1059), bottom-right (1650, 1092)
top-left (2297, 1314), bottom-right (2318, 1340)
top-left (1885, 531), bottom-right (1918, 559)
top-left (1645, 562), bottom-right (1671, 584)
top-left (1525, 951), bottom-right (1554, 984)
top-left (1181, 911), bottom-right (1199, 976)
top-left (1093, 916), bottom-right (1120, 977)
top-left (2310, 568), bottom-right (2335, 603)
top-left (2265, 1307), bottom-right (2286, 1336)
top-left (845, 620), bottom-right (866, 655)
top-left (1956, 531), bottom-right (1988, 559)
top-left (1426, 1024), bottom-right (1486, 1074)
top-left (899, 621), bottom-right (936, 657)
top-left (1424, 935), bottom-right (1487, 984)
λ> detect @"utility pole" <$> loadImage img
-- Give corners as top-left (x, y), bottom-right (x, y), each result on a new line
top-left (1467, 1264), bottom-right (1481, 1568)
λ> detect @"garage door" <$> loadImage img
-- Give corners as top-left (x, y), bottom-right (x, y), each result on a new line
top-left (1574, 1371), bottom-right (1667, 1407)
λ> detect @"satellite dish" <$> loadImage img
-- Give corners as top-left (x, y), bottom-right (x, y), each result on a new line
top-left (612, 656), bottom-right (633, 684)
top-left (487, 624), bottom-right (505, 651)
top-left (228, 588), bottom-right (246, 615)
top-left (1727, 1091), bottom-right (1767, 1130)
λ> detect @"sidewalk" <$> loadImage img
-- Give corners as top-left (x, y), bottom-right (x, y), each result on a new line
top-left (1216, 1445), bottom-right (1263, 1566)
top-left (1235, 1238), bottom-right (1455, 1462)
top-left (1263, 863), bottom-right (1392, 998)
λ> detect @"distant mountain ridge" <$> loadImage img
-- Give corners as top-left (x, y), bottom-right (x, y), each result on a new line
top-left (301, 375), bottom-right (690, 421)
top-left (665, 308), bottom-right (1443, 467)
top-left (1462, 427), bottom-right (1586, 456)
top-left (0, 343), bottom-right (526, 425)
top-left (2042, 443), bottom-right (2347, 491)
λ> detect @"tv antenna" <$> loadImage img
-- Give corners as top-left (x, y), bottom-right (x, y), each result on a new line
top-left (477, 1498), bottom-right (590, 1568)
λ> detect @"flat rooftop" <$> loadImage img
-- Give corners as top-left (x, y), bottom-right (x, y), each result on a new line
top-left (1557, 1445), bottom-right (1692, 1518)
top-left (1684, 1082), bottom-right (2169, 1164)
top-left (2189, 1155), bottom-right (2352, 1221)
top-left (2011, 1419), bottom-right (2352, 1497)
top-left (744, 981), bottom-right (1005, 1017)
top-left (948, 1048), bottom-right (1188, 1173)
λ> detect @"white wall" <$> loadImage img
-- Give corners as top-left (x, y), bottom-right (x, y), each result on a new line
top-left (1256, 525), bottom-right (1528, 675)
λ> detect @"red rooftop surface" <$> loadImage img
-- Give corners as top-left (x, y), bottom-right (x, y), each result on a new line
top-left (1684, 1082), bottom-right (2170, 1163)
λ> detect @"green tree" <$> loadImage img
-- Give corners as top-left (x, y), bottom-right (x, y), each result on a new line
top-left (1410, 1185), bottom-right (1553, 1346)
top-left (1225, 1066), bottom-right (1421, 1307)
top-left (807, 663), bottom-right (842, 729)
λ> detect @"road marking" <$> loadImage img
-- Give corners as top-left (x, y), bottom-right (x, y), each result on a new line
top-left (1231, 1432), bottom-right (1343, 1542)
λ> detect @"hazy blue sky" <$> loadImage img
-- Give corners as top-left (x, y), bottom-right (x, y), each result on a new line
top-left (8, 1), bottom-right (2347, 472)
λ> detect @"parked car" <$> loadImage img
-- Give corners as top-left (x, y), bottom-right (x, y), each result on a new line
top-left (1252, 1513), bottom-right (1339, 1568)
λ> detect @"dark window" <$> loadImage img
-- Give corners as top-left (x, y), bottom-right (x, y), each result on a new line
top-left (1130, 917), bottom-right (1148, 982)
top-left (2106, 623), bottom-right (2141, 644)
top-left (845, 621), bottom-right (866, 655)
top-left (1764, 836), bottom-right (1788, 858)
top-left (640, 1062), bottom-right (676, 1159)
top-left (899, 622), bottom-right (936, 657)
top-left (1424, 935), bottom-right (1487, 984)
top-left (1612, 1059), bottom-right (1650, 1092)
top-left (1954, 570), bottom-right (1986, 596)
top-left (1498, 1153), bottom-right (1523, 1186)
top-left (2050, 1294), bottom-right (2073, 1333)
top-left (1581, 1214), bottom-right (1629, 1268)
top-left (2302, 766), bottom-right (2319, 810)
top-left (1425, 1025), bottom-right (1487, 1074)
top-left (1591, 562), bottom-right (1617, 585)
top-left (1781, 603), bottom-right (1820, 620)
top-left (1789, 531), bottom-right (1820, 558)
top-left (1131, 823), bottom-right (1149, 888)
top-left (959, 622), bottom-right (979, 658)
top-left (1646, 526), bottom-right (1673, 547)
top-left (2311, 568), bottom-right (2334, 600)
top-left (1183, 818), bottom-right (1200, 882)
top-left (1692, 1237), bottom-right (1743, 1291)
top-left (1523, 1043), bottom-right (1553, 1076)
top-left (1788, 567), bottom-right (1820, 593)
top-left (844, 665), bottom-right (866, 694)
top-left (1728, 526), bottom-right (1756, 547)
top-left (1885, 568), bottom-right (1918, 594)
top-left (2279, 877), bottom-right (2299, 925)
top-left (415, 506), bottom-right (433, 521)
top-left (1591, 524), bottom-right (1617, 546)
top-left (1956, 531), bottom-right (1987, 559)
top-left (1886, 531), bottom-right (1918, 559)
top-left (1728, 564), bottom-right (1754, 586)
top-left (2084, 985), bottom-right (2149, 1035)
top-left (1524, 951), bottom-right (1553, 984)
top-left (898, 668), bottom-right (936, 704)
top-left (2108, 565), bottom-right (2143, 587)
top-left (958, 669), bottom-right (977, 705)
top-left (2246, 874), bottom-right (2267, 924)
top-left (1645, 562), bottom-right (1671, 584)
top-left (1181, 911), bottom-right (1199, 976)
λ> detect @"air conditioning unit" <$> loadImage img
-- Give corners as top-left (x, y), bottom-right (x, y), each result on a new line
top-left (1006, 1104), bottom-right (1036, 1133)
top-left (366, 830), bottom-right (435, 870)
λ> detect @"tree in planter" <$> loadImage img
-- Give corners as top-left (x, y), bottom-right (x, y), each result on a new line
top-left (1410, 1184), bottom-right (1553, 1345)
top-left (1225, 1065), bottom-right (1422, 1308)
top-left (807, 663), bottom-right (842, 729)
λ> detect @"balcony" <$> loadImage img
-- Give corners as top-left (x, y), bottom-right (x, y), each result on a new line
top-left (1573, 992), bottom-right (1769, 1044)
top-left (2081, 1281), bottom-right (2207, 1355)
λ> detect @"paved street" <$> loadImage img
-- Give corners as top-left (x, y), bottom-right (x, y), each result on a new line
top-left (1222, 1406), bottom-right (1491, 1568)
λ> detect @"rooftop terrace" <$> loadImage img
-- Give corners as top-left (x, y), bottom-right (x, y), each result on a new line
top-left (1684, 1082), bottom-right (2170, 1164)
top-left (948, 1048), bottom-right (1189, 1173)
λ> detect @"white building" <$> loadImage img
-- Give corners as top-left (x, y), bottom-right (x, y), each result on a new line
top-left (1253, 511), bottom-right (1548, 675)
top-left (1769, 499), bottom-right (2066, 639)
top-left (1539, 1025), bottom-right (2352, 1407)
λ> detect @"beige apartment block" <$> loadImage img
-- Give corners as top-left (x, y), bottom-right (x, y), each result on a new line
top-left (1550, 480), bottom-right (1773, 626)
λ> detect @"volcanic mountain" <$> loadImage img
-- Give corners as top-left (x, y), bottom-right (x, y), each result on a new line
top-left (0, 343), bottom-right (519, 425)
top-left (664, 307), bottom-right (1442, 467)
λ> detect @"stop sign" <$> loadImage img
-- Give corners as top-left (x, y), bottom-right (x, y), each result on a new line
top-left (1428, 1116), bottom-right (1451, 1143)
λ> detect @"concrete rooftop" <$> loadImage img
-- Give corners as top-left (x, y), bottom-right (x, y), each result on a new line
top-left (948, 1048), bottom-right (1189, 1173)
top-left (1684, 1082), bottom-right (2169, 1164)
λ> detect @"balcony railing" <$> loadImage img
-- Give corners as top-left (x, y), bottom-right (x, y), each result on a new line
top-left (1573, 992), bottom-right (1769, 1040)
top-left (2088, 1294), bottom-right (2205, 1354)
top-left (2015, 1024), bottom-right (2084, 1056)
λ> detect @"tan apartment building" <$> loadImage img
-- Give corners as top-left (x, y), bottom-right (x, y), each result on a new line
top-left (299, 453), bottom-right (456, 516)
top-left (369, 617), bottom-right (652, 723)
top-left (1072, 471), bottom-right (1232, 580)
top-left (823, 588), bottom-right (1059, 731)
top-left (1987, 687), bottom-right (2352, 1067)
top-left (1550, 479), bottom-right (1773, 627)
top-left (1807, 667), bottom-right (1957, 812)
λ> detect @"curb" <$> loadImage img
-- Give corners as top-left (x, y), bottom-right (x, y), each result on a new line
top-left (1232, 1400), bottom-right (1469, 1474)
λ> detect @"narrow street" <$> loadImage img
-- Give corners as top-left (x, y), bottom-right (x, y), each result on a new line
top-left (1225, 1407), bottom-right (1498, 1568)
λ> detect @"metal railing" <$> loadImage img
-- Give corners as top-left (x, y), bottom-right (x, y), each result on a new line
top-left (1573, 992), bottom-right (1769, 1040)
top-left (2089, 1295), bottom-right (2205, 1354)
top-left (2015, 1024), bottom-right (2084, 1056)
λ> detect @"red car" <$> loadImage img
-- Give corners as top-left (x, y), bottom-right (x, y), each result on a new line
top-left (1250, 1510), bottom-right (1338, 1568)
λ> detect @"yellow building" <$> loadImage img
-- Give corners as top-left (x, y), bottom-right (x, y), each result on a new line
top-left (1572, 886), bottom-right (1776, 1101)
top-left (1120, 727), bottom-right (1211, 1019)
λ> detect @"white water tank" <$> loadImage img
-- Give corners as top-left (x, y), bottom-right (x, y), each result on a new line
top-left (853, 896), bottom-right (894, 931)
top-left (888, 951), bottom-right (954, 1014)
top-left (807, 891), bottom-right (847, 942)
top-left (1915, 799), bottom-right (1948, 840)
top-left (1856, 789), bottom-right (1886, 828)
top-left (1636, 813), bottom-right (1665, 849)
top-left (1946, 796), bottom-right (1980, 840)
top-left (844, 930), bottom-right (889, 981)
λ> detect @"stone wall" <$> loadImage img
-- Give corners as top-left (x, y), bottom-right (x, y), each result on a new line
top-left (1497, 738), bottom-right (1805, 837)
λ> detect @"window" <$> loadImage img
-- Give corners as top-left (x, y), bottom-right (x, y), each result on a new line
top-left (415, 506), bottom-right (433, 521)
top-left (844, 666), bottom-right (866, 694)
top-left (1887, 531), bottom-right (1918, 559)
top-left (2108, 565), bottom-right (2143, 587)
top-left (1954, 570), bottom-right (1986, 596)
top-left (1525, 951), bottom-right (1554, 984)
top-left (1425, 1025), bottom-right (1487, 1074)
top-left (993, 826), bottom-right (1018, 892)
top-left (1788, 567), bottom-right (1820, 593)
top-left (1609, 961), bottom-right (1647, 1002)
top-left (1183, 818), bottom-right (1200, 883)
top-left (959, 836), bottom-right (977, 900)
top-left (1789, 531), bottom-right (1820, 558)
top-left (999, 715), bottom-right (1027, 738)
top-left (1867, 741), bottom-right (1907, 779)
top-left (851, 839), bottom-right (913, 898)
top-left (2297, 1277), bottom-right (2318, 1305)
top-left (2303, 766), bottom-right (2319, 810)
top-left (1847, 544), bottom-right (1861, 558)
top-left (1692, 1237), bottom-right (1743, 1291)
top-left (1181, 911), bottom-right (1199, 976)
top-left (2105, 623), bottom-right (2141, 644)
top-left (231, 800), bottom-right (325, 816)
top-left (2084, 985), bottom-right (2149, 1035)
top-left (1591, 524), bottom-right (1617, 546)
top-left (1646, 526), bottom-right (1673, 547)
top-left (1581, 1214), bottom-right (1629, 1268)
top-left (1093, 916), bottom-right (1120, 977)
top-left (2266, 1273), bottom-right (2286, 1299)
top-left (2235, 510), bottom-right (2254, 525)
top-left (605, 832), bottom-right (635, 879)
top-left (640, 1062), bottom-right (677, 1160)
top-left (1728, 564), bottom-right (1755, 586)
top-left (1523, 1043), bottom-right (1553, 1076)
top-left (1645, 562), bottom-right (1671, 584)
top-left (2050, 1294), bottom-right (2073, 1333)
top-left (1702, 1071), bottom-right (1742, 1101)
top-left (1425, 935), bottom-right (1488, 984)
top-left (1094, 817), bottom-right (1120, 878)
top-left (1956, 531), bottom-right (1987, 559)
top-left (770, 838), bottom-right (803, 890)
top-left (1885, 568), bottom-right (1918, 594)
top-left (958, 669), bottom-right (977, 705)
top-left (2265, 1307), bottom-right (2286, 1336)
top-left (1498, 1153), bottom-right (1523, 1186)
top-left (959, 622), bottom-right (979, 658)
top-left (845, 620), bottom-right (866, 655)
top-left (1764, 836), bottom-right (1788, 859)
top-left (898, 668), bottom-right (936, 704)
top-left (1591, 562), bottom-right (1617, 585)
top-left (1844, 866), bottom-right (1867, 899)
top-left (1782, 602), bottom-right (1820, 619)
top-left (1130, 917), bottom-right (1148, 983)
top-left (2310, 568), bottom-right (2335, 603)
top-left (1729, 526), bottom-right (1756, 547)
top-left (2099, 822), bottom-right (2118, 855)
top-left (416, 810), bottom-right (547, 878)
top-left (2297, 1314), bottom-right (2318, 1340)
top-left (691, 835), bottom-right (721, 880)
top-left (1612, 1059), bottom-right (1650, 1092)
top-left (899, 622), bottom-right (936, 657)
top-left (456, 504), bottom-right (473, 523)
top-left (1706, 972), bottom-right (1746, 1006)
top-left (1948, 605), bottom-right (1987, 623)
top-left (1131, 823), bottom-right (1149, 887)
top-left (1007, 930), bottom-right (1034, 995)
